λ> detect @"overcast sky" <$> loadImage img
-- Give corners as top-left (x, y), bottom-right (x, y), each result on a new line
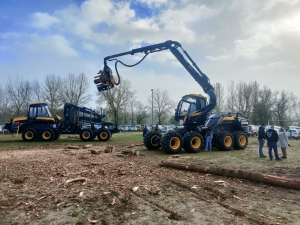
top-left (1, 0), bottom-right (300, 108)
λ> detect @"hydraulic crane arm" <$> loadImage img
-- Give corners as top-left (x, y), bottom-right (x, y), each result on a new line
top-left (95, 40), bottom-right (214, 94)
top-left (94, 40), bottom-right (216, 127)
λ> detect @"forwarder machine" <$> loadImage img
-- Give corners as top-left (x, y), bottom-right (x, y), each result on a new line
top-left (94, 40), bottom-right (248, 154)
top-left (4, 102), bottom-right (118, 142)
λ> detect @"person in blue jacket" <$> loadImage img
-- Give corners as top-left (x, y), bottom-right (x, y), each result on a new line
top-left (265, 125), bottom-right (281, 161)
top-left (205, 124), bottom-right (213, 151)
top-left (142, 125), bottom-right (149, 137)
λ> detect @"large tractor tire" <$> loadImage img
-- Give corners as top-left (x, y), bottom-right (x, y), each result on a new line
top-left (183, 132), bottom-right (204, 153)
top-left (216, 133), bottom-right (234, 151)
top-left (80, 129), bottom-right (94, 141)
top-left (160, 132), bottom-right (183, 154)
top-left (22, 128), bottom-right (37, 142)
top-left (40, 128), bottom-right (55, 141)
top-left (144, 131), bottom-right (162, 150)
top-left (233, 131), bottom-right (248, 150)
top-left (97, 128), bottom-right (111, 141)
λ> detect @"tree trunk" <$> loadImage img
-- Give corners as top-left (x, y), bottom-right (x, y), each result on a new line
top-left (160, 160), bottom-right (300, 190)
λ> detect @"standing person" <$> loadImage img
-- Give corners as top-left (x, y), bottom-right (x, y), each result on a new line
top-left (155, 125), bottom-right (160, 132)
top-left (265, 125), bottom-right (281, 161)
top-left (205, 124), bottom-right (213, 151)
top-left (142, 125), bottom-right (149, 137)
top-left (258, 124), bottom-right (267, 158)
top-left (278, 127), bottom-right (290, 159)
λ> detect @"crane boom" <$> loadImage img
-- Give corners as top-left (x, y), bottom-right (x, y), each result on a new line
top-left (94, 40), bottom-right (216, 128)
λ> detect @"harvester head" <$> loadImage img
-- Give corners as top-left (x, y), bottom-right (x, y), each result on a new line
top-left (94, 67), bottom-right (117, 92)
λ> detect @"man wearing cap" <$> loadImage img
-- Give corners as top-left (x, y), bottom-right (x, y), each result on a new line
top-left (258, 124), bottom-right (267, 158)
top-left (265, 125), bottom-right (281, 161)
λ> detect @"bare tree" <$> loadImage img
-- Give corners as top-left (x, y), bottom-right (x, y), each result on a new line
top-left (251, 86), bottom-right (273, 124)
top-left (213, 82), bottom-right (224, 113)
top-left (31, 79), bottom-right (43, 102)
top-left (225, 80), bottom-right (236, 112)
top-left (292, 98), bottom-right (300, 125)
top-left (148, 88), bottom-right (176, 125)
top-left (135, 101), bottom-right (149, 124)
top-left (0, 85), bottom-right (11, 122)
top-left (128, 99), bottom-right (136, 124)
top-left (60, 73), bottom-right (91, 106)
top-left (272, 90), bottom-right (295, 126)
top-left (5, 76), bottom-right (32, 117)
top-left (96, 78), bottom-right (136, 124)
top-left (43, 74), bottom-right (63, 113)
top-left (234, 81), bottom-right (255, 118)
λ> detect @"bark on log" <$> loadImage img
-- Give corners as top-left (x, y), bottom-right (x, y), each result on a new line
top-left (66, 145), bottom-right (80, 150)
top-left (83, 144), bottom-right (92, 149)
top-left (128, 143), bottom-right (144, 148)
top-left (91, 149), bottom-right (102, 155)
top-left (160, 160), bottom-right (300, 190)
top-left (122, 149), bottom-right (140, 155)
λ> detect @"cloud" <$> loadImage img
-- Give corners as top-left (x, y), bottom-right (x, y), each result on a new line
top-left (26, 34), bottom-right (78, 57)
top-left (30, 12), bottom-right (60, 29)
top-left (138, 0), bottom-right (168, 7)
top-left (0, 32), bottom-right (23, 39)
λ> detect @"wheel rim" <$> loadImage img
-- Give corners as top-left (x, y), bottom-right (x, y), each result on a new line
top-left (25, 131), bottom-right (34, 140)
top-left (239, 135), bottom-right (247, 146)
top-left (191, 136), bottom-right (201, 148)
top-left (42, 131), bottom-right (52, 140)
top-left (151, 135), bottom-right (160, 146)
top-left (170, 137), bottom-right (181, 150)
top-left (82, 131), bottom-right (90, 139)
top-left (224, 136), bottom-right (232, 147)
top-left (100, 131), bottom-right (108, 139)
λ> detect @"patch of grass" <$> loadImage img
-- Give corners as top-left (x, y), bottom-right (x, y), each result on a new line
top-left (71, 211), bottom-right (79, 217)
top-left (0, 132), bottom-right (143, 151)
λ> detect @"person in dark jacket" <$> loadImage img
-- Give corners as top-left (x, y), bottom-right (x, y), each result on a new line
top-left (265, 125), bottom-right (281, 160)
top-left (142, 125), bottom-right (149, 137)
top-left (258, 124), bottom-right (267, 158)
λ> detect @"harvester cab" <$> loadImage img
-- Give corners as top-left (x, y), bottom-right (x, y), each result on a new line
top-left (175, 94), bottom-right (208, 131)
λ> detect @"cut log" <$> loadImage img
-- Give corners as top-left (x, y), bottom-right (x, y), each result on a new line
top-left (104, 145), bottom-right (116, 153)
top-left (160, 160), bottom-right (300, 190)
top-left (128, 143), bottom-right (144, 148)
top-left (65, 177), bottom-right (88, 185)
top-left (83, 144), bottom-right (92, 149)
top-left (91, 149), bottom-right (102, 155)
top-left (66, 145), bottom-right (80, 150)
top-left (121, 149), bottom-right (140, 155)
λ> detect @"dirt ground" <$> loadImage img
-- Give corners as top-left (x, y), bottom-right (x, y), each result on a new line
top-left (1, 137), bottom-right (300, 225)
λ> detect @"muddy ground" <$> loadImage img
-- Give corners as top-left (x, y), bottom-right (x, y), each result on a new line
top-left (1, 137), bottom-right (300, 225)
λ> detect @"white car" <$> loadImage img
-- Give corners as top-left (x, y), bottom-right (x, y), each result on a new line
top-left (128, 125), bottom-right (136, 131)
top-left (286, 129), bottom-right (300, 139)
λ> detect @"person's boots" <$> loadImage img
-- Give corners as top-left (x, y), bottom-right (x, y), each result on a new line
top-left (281, 148), bottom-right (287, 159)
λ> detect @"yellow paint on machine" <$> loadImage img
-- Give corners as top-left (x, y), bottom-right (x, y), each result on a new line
top-left (190, 112), bottom-right (202, 117)
top-left (218, 117), bottom-right (235, 124)
top-left (36, 117), bottom-right (55, 122)
top-left (189, 94), bottom-right (207, 99)
top-left (12, 117), bottom-right (27, 123)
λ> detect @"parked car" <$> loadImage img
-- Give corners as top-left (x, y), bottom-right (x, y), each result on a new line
top-left (286, 129), bottom-right (300, 139)
top-left (248, 125), bottom-right (259, 136)
top-left (128, 125), bottom-right (136, 131)
top-left (135, 124), bottom-right (142, 131)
